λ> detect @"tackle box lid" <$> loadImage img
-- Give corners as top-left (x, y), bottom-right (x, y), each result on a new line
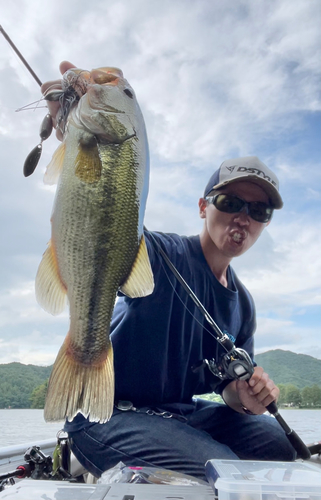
top-left (205, 459), bottom-right (321, 500)
top-left (0, 479), bottom-right (215, 500)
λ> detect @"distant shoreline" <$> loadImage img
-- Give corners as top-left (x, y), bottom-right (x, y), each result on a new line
top-left (280, 406), bottom-right (321, 410)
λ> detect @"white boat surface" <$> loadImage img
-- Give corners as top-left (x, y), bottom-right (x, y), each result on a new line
top-left (0, 437), bottom-right (320, 499)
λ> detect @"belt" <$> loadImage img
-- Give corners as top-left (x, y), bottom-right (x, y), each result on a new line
top-left (115, 400), bottom-right (187, 423)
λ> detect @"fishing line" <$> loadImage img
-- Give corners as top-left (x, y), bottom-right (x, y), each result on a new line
top-left (146, 228), bottom-right (231, 351)
top-left (146, 229), bottom-right (219, 341)
top-left (15, 98), bottom-right (48, 112)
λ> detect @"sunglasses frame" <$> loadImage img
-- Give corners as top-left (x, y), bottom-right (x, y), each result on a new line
top-left (205, 193), bottom-right (273, 223)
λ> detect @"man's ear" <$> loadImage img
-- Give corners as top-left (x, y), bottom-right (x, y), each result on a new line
top-left (199, 198), bottom-right (207, 219)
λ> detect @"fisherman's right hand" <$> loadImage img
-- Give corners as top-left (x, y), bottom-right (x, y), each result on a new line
top-left (41, 61), bottom-right (76, 141)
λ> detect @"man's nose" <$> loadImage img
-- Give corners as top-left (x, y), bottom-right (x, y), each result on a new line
top-left (234, 205), bottom-right (250, 224)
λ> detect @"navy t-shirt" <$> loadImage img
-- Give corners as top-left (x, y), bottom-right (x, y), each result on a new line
top-left (64, 230), bottom-right (256, 431)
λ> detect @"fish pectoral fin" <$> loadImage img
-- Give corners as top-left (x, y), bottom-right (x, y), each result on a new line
top-left (35, 239), bottom-right (67, 315)
top-left (120, 235), bottom-right (154, 298)
top-left (44, 336), bottom-right (114, 423)
top-left (43, 142), bottom-right (66, 185)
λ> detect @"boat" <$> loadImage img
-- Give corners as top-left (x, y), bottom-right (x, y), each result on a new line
top-left (0, 434), bottom-right (320, 499)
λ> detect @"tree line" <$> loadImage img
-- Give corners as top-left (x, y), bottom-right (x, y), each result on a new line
top-left (277, 383), bottom-right (321, 408)
top-left (1, 356), bottom-right (320, 409)
top-left (0, 363), bottom-right (51, 409)
top-left (200, 383), bottom-right (321, 408)
top-left (2, 381), bottom-right (321, 409)
top-left (30, 382), bottom-right (321, 409)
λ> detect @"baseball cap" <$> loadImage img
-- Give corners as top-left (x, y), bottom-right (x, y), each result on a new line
top-left (203, 156), bottom-right (283, 209)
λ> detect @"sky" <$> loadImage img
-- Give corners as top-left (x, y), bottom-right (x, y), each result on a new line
top-left (0, 0), bottom-right (320, 367)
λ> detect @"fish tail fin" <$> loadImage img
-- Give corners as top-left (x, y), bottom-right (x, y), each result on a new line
top-left (44, 335), bottom-right (114, 423)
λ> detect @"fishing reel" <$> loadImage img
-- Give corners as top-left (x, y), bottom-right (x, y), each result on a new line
top-left (193, 347), bottom-right (254, 382)
top-left (23, 445), bottom-right (53, 479)
top-left (0, 446), bottom-right (53, 491)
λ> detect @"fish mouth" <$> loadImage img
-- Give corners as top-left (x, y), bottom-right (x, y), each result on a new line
top-left (90, 68), bottom-right (123, 85)
top-left (64, 68), bottom-right (124, 97)
top-left (69, 68), bottom-right (130, 115)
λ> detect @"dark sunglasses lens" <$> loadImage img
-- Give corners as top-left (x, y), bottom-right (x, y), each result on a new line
top-left (249, 203), bottom-right (273, 222)
top-left (214, 194), bottom-right (244, 213)
top-left (213, 195), bottom-right (272, 222)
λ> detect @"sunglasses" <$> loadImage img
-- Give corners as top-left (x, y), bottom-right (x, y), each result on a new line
top-left (206, 194), bottom-right (273, 223)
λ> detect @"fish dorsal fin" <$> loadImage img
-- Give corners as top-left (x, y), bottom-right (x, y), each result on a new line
top-left (44, 142), bottom-right (66, 185)
top-left (35, 239), bottom-right (67, 315)
top-left (120, 235), bottom-right (154, 298)
top-left (75, 143), bottom-right (102, 183)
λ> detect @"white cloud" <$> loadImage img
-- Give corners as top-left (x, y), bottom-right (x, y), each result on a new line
top-left (238, 219), bottom-right (321, 303)
top-left (0, 332), bottom-right (64, 365)
top-left (254, 317), bottom-right (321, 359)
top-left (0, 282), bottom-right (69, 329)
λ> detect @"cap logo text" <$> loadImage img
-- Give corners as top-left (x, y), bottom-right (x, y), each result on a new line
top-left (236, 166), bottom-right (277, 187)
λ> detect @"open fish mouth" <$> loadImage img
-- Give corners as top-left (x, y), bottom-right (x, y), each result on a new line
top-left (64, 67), bottom-right (125, 98)
top-left (44, 67), bottom-right (130, 134)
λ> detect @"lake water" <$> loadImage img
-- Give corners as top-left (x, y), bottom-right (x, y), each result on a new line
top-left (0, 408), bottom-right (320, 449)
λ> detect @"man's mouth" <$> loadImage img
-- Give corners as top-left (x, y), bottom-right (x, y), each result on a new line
top-left (231, 231), bottom-right (246, 243)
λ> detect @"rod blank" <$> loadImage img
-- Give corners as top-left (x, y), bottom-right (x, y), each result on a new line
top-left (0, 25), bottom-right (42, 86)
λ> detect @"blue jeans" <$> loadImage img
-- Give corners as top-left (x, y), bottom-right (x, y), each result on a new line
top-left (68, 399), bottom-right (296, 481)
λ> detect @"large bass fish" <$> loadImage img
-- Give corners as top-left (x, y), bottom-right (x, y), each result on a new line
top-left (36, 67), bottom-right (154, 423)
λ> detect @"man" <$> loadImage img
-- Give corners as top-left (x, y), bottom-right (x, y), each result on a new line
top-left (42, 64), bottom-right (296, 482)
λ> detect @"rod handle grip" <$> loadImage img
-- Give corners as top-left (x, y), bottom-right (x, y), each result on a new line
top-left (286, 430), bottom-right (311, 460)
top-left (266, 401), bottom-right (278, 414)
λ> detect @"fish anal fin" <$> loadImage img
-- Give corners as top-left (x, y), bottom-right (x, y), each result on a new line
top-left (120, 236), bottom-right (154, 298)
top-left (44, 142), bottom-right (66, 185)
top-left (75, 143), bottom-right (102, 183)
top-left (44, 336), bottom-right (114, 423)
top-left (35, 239), bottom-right (67, 315)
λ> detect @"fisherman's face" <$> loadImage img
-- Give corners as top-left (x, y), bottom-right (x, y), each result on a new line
top-left (199, 181), bottom-right (271, 258)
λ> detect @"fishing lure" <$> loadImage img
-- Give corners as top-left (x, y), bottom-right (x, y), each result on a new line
top-left (23, 84), bottom-right (81, 178)
top-left (23, 113), bottom-right (53, 177)
top-left (1, 25), bottom-right (81, 177)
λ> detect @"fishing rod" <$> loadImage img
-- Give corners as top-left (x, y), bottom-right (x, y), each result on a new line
top-left (0, 26), bottom-right (42, 86)
top-left (147, 230), bottom-right (312, 460)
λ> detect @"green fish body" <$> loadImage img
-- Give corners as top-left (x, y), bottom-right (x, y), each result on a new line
top-left (36, 68), bottom-right (154, 423)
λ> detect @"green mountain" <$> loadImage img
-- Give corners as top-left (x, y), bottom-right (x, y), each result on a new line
top-left (0, 362), bottom-right (52, 409)
top-left (0, 350), bottom-right (320, 408)
top-left (255, 350), bottom-right (321, 389)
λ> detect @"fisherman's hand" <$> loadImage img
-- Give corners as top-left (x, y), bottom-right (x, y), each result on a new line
top-left (236, 366), bottom-right (279, 415)
top-left (41, 61), bottom-right (76, 141)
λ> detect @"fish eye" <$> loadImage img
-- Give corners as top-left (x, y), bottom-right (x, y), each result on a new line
top-left (123, 88), bottom-right (134, 98)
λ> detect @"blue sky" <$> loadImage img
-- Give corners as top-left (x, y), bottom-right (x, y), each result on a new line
top-left (0, 0), bottom-right (320, 365)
